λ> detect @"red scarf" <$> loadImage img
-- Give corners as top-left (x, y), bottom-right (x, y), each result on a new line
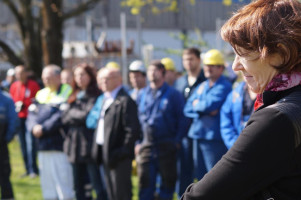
top-left (254, 72), bottom-right (301, 110)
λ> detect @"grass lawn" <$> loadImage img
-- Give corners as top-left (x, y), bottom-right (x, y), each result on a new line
top-left (9, 138), bottom-right (42, 200)
top-left (8, 138), bottom-right (177, 200)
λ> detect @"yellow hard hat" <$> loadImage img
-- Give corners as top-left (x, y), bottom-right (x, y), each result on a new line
top-left (161, 57), bottom-right (176, 71)
top-left (203, 49), bottom-right (225, 66)
top-left (105, 61), bottom-right (120, 69)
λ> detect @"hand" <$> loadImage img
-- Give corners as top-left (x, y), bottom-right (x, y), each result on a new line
top-left (32, 124), bottom-right (43, 138)
top-left (135, 144), bottom-right (141, 156)
top-left (192, 99), bottom-right (199, 107)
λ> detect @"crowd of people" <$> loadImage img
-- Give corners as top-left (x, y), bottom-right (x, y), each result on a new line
top-left (1, 0), bottom-right (301, 200)
top-left (0, 46), bottom-right (240, 200)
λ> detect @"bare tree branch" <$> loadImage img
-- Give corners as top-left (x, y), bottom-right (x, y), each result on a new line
top-left (2, 0), bottom-right (26, 38)
top-left (62, 0), bottom-right (101, 20)
top-left (0, 40), bottom-right (24, 65)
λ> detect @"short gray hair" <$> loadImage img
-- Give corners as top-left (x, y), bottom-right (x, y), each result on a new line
top-left (44, 64), bottom-right (61, 76)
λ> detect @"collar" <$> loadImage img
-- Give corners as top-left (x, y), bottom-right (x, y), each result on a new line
top-left (254, 72), bottom-right (301, 110)
top-left (104, 85), bottom-right (122, 99)
top-left (148, 82), bottom-right (168, 93)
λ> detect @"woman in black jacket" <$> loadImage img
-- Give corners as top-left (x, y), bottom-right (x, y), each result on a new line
top-left (181, 0), bottom-right (301, 199)
top-left (62, 63), bottom-right (107, 200)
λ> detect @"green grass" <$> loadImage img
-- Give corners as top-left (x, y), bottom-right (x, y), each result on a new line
top-left (8, 138), bottom-right (177, 200)
top-left (9, 138), bottom-right (42, 200)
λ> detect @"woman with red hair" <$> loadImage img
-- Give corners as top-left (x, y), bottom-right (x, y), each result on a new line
top-left (62, 63), bottom-right (107, 200)
top-left (181, 0), bottom-right (301, 199)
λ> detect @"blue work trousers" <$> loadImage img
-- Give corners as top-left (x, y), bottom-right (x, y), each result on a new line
top-left (138, 145), bottom-right (177, 200)
top-left (176, 137), bottom-right (194, 197)
top-left (192, 139), bottom-right (228, 180)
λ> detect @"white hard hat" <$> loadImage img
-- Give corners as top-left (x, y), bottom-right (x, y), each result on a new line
top-left (7, 68), bottom-right (15, 76)
top-left (129, 60), bottom-right (146, 73)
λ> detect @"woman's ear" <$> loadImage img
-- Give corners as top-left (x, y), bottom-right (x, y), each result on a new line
top-left (276, 43), bottom-right (290, 65)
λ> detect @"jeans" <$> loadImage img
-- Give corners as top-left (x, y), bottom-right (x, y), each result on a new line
top-left (19, 118), bottom-right (29, 174)
top-left (192, 139), bottom-right (228, 179)
top-left (20, 118), bottom-right (38, 174)
top-left (72, 163), bottom-right (107, 200)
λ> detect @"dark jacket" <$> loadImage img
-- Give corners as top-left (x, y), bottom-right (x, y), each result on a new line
top-left (181, 85), bottom-right (301, 200)
top-left (174, 70), bottom-right (206, 100)
top-left (26, 102), bottom-right (64, 151)
top-left (62, 93), bottom-right (98, 163)
top-left (92, 88), bottom-right (141, 168)
top-left (0, 90), bottom-right (18, 179)
top-left (0, 90), bottom-right (19, 142)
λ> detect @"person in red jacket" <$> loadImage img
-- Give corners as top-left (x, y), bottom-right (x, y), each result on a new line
top-left (10, 65), bottom-right (40, 178)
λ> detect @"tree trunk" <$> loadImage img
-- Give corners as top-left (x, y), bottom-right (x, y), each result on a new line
top-left (20, 1), bottom-right (43, 77)
top-left (41, 0), bottom-right (63, 68)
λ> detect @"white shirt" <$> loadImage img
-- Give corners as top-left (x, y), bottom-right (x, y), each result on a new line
top-left (96, 86), bottom-right (122, 145)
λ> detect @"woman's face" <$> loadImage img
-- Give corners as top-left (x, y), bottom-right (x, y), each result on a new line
top-left (232, 48), bottom-right (280, 94)
top-left (74, 67), bottom-right (91, 90)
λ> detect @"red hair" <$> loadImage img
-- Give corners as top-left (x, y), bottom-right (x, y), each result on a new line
top-left (221, 0), bottom-right (301, 73)
top-left (67, 63), bottom-right (100, 103)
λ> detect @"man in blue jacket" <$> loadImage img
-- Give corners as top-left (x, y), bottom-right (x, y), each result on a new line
top-left (136, 60), bottom-right (187, 200)
top-left (0, 89), bottom-right (18, 200)
top-left (184, 49), bottom-right (232, 180)
top-left (220, 81), bottom-right (256, 149)
top-left (26, 65), bottom-right (74, 200)
top-left (173, 47), bottom-right (206, 197)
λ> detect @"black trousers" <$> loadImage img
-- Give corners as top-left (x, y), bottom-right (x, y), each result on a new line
top-left (103, 158), bottom-right (132, 200)
top-left (0, 140), bottom-right (14, 199)
top-left (72, 162), bottom-right (108, 200)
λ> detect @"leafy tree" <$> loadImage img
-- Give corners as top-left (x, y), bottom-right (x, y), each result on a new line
top-left (121, 0), bottom-right (193, 15)
top-left (120, 0), bottom-right (252, 15)
top-left (0, 0), bottom-right (101, 77)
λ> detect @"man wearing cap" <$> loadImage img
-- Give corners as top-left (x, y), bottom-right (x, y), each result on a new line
top-left (173, 47), bottom-right (206, 197)
top-left (161, 57), bottom-right (178, 86)
top-left (1, 68), bottom-right (16, 92)
top-left (183, 49), bottom-right (232, 181)
top-left (128, 60), bottom-right (147, 101)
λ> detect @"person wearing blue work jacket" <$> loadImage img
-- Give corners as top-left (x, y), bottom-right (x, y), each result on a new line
top-left (136, 60), bottom-right (188, 200)
top-left (184, 49), bottom-right (232, 181)
top-left (128, 60), bottom-right (147, 101)
top-left (220, 81), bottom-right (256, 149)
